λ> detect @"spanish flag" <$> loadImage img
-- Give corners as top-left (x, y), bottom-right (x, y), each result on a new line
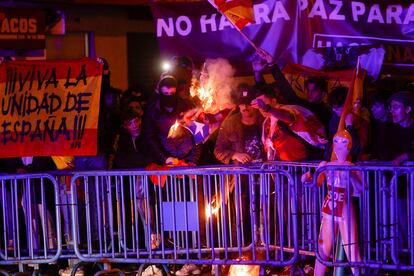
top-left (208, 0), bottom-right (255, 30)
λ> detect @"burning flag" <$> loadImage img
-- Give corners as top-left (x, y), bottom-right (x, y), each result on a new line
top-left (184, 121), bottom-right (209, 145)
top-left (183, 58), bottom-right (235, 144)
top-left (190, 58), bottom-right (235, 114)
top-left (208, 0), bottom-right (255, 30)
top-left (167, 120), bottom-right (180, 138)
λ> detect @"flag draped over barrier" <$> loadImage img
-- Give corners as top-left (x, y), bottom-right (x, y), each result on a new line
top-left (0, 58), bottom-right (103, 157)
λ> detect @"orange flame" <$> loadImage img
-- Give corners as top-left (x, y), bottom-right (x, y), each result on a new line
top-left (228, 264), bottom-right (260, 276)
top-left (190, 69), bottom-right (220, 114)
top-left (168, 120), bottom-right (180, 138)
top-left (228, 257), bottom-right (260, 276)
top-left (205, 199), bottom-right (220, 219)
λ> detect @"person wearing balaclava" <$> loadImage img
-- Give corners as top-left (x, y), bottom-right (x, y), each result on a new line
top-left (143, 74), bottom-right (202, 166)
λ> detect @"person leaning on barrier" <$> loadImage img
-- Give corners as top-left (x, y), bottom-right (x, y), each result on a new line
top-left (301, 130), bottom-right (363, 276)
top-left (214, 83), bottom-right (265, 165)
top-left (214, 83), bottom-right (265, 247)
top-left (384, 91), bottom-right (414, 255)
top-left (143, 74), bottom-right (202, 166)
top-left (143, 74), bottom-right (203, 276)
top-left (1, 157), bottom-right (58, 255)
top-left (385, 91), bottom-right (414, 166)
top-left (113, 107), bottom-right (159, 250)
top-left (367, 90), bottom-right (393, 160)
top-left (114, 107), bottom-right (153, 169)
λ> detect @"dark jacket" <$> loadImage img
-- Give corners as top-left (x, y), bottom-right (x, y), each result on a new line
top-left (214, 112), bottom-right (264, 164)
top-left (114, 129), bottom-right (153, 169)
top-left (143, 97), bottom-right (202, 165)
top-left (1, 157), bottom-right (56, 174)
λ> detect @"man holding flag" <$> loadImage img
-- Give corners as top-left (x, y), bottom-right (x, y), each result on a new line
top-left (143, 74), bottom-right (202, 166)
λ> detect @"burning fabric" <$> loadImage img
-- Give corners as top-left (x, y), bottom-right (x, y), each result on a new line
top-left (167, 58), bottom-right (236, 145)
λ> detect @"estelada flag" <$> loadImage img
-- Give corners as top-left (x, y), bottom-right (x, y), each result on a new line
top-left (208, 0), bottom-right (255, 30)
top-left (183, 108), bottom-right (232, 145)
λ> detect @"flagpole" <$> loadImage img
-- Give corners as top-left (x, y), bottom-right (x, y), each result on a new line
top-left (234, 27), bottom-right (259, 51)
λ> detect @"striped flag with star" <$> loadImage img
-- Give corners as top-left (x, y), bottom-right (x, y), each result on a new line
top-left (184, 121), bottom-right (210, 145)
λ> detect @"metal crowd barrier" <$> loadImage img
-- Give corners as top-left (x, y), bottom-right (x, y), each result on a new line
top-left (311, 164), bottom-right (414, 272)
top-left (261, 161), bottom-right (321, 258)
top-left (68, 167), bottom-right (299, 268)
top-left (0, 173), bottom-right (62, 265)
top-left (0, 162), bottom-right (413, 275)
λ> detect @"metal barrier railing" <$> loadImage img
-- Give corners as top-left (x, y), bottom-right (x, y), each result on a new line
top-left (0, 162), bottom-right (413, 274)
top-left (311, 164), bottom-right (414, 272)
top-left (68, 167), bottom-right (299, 267)
top-left (0, 174), bottom-right (62, 265)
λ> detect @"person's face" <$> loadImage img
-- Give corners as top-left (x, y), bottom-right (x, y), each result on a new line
top-left (333, 135), bottom-right (350, 161)
top-left (123, 117), bottom-right (142, 137)
top-left (239, 104), bottom-right (256, 119)
top-left (389, 100), bottom-right (410, 124)
top-left (370, 102), bottom-right (387, 120)
top-left (332, 105), bottom-right (343, 116)
top-left (160, 86), bottom-right (176, 96)
top-left (306, 83), bottom-right (323, 103)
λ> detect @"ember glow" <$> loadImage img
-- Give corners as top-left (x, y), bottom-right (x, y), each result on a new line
top-left (228, 264), bottom-right (260, 276)
top-left (168, 120), bottom-right (180, 138)
top-left (205, 199), bottom-right (220, 219)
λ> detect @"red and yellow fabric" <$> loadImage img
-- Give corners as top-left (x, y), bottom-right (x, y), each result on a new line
top-left (282, 63), bottom-right (367, 161)
top-left (146, 161), bottom-right (196, 188)
top-left (0, 58), bottom-right (102, 157)
top-left (209, 0), bottom-right (255, 30)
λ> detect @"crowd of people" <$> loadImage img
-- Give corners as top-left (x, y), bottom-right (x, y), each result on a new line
top-left (0, 51), bottom-right (413, 276)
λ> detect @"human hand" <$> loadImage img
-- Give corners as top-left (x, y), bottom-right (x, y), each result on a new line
top-left (165, 157), bottom-right (180, 165)
top-left (251, 98), bottom-right (267, 110)
top-left (252, 55), bottom-right (266, 72)
top-left (317, 136), bottom-right (329, 144)
top-left (345, 113), bottom-right (354, 127)
top-left (231, 152), bottom-right (252, 164)
top-left (256, 48), bottom-right (273, 64)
